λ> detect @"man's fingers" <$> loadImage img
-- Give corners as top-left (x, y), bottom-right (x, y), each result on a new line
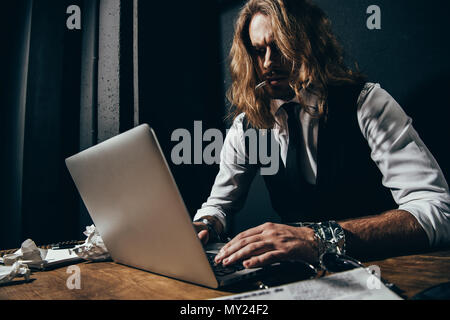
top-left (198, 230), bottom-right (209, 245)
top-left (234, 224), bottom-right (265, 240)
top-left (234, 223), bottom-right (273, 241)
top-left (243, 250), bottom-right (285, 268)
top-left (221, 240), bottom-right (270, 266)
top-left (217, 222), bottom-right (275, 260)
top-left (215, 234), bottom-right (264, 264)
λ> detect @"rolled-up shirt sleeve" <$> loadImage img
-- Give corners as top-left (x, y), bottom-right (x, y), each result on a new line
top-left (358, 83), bottom-right (450, 247)
top-left (193, 114), bottom-right (258, 234)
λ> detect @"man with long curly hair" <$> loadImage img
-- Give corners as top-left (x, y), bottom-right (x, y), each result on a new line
top-left (193, 0), bottom-right (450, 269)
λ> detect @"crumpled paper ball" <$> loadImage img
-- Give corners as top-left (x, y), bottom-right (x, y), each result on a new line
top-left (0, 261), bottom-right (31, 285)
top-left (71, 225), bottom-right (111, 261)
top-left (1, 239), bottom-right (47, 268)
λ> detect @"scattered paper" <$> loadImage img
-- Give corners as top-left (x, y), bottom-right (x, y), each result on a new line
top-left (0, 225), bottom-right (109, 285)
top-left (1, 239), bottom-right (82, 270)
top-left (1, 239), bottom-right (47, 268)
top-left (37, 249), bottom-right (83, 269)
top-left (71, 225), bottom-right (111, 261)
top-left (0, 261), bottom-right (30, 285)
top-left (216, 268), bottom-right (402, 300)
top-left (0, 225), bottom-right (109, 272)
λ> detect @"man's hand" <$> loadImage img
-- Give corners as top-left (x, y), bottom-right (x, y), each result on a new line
top-left (193, 222), bottom-right (210, 245)
top-left (193, 216), bottom-right (224, 245)
top-left (214, 222), bottom-right (319, 268)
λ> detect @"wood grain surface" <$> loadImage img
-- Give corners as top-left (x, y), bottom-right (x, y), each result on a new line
top-left (1, 249), bottom-right (449, 300)
top-left (367, 250), bottom-right (450, 298)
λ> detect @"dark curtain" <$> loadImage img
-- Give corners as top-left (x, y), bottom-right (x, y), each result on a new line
top-left (0, 0), bottom-right (137, 249)
top-left (0, 0), bottom-right (225, 249)
top-left (1, 0), bottom-right (34, 249)
top-left (1, 0), bottom-right (84, 249)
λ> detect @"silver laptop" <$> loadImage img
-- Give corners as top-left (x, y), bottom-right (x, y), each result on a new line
top-left (65, 124), bottom-right (265, 288)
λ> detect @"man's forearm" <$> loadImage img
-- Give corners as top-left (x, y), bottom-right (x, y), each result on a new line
top-left (339, 210), bottom-right (430, 261)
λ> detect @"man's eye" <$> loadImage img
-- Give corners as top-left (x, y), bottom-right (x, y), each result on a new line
top-left (270, 44), bottom-right (280, 56)
top-left (254, 48), bottom-right (265, 56)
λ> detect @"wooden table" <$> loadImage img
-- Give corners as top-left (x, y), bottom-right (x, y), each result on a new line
top-left (1, 249), bottom-right (449, 300)
top-left (367, 249), bottom-right (450, 298)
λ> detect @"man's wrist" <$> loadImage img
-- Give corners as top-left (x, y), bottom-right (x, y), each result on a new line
top-left (300, 221), bottom-right (346, 269)
top-left (194, 216), bottom-right (223, 242)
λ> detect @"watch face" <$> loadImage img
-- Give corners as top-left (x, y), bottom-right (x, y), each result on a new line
top-left (201, 219), bottom-right (220, 242)
top-left (312, 221), bottom-right (346, 255)
top-left (202, 219), bottom-right (213, 228)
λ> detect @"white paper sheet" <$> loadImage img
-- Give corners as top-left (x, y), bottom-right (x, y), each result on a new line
top-left (1, 239), bottom-right (83, 270)
top-left (216, 268), bottom-right (402, 300)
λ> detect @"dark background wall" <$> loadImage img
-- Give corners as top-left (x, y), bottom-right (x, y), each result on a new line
top-left (1, 0), bottom-right (449, 248)
top-left (138, 1), bottom-right (225, 219)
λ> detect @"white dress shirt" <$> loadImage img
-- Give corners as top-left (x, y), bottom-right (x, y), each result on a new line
top-left (194, 83), bottom-right (450, 247)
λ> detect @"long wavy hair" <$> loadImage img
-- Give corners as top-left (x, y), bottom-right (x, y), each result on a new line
top-left (227, 0), bottom-right (366, 129)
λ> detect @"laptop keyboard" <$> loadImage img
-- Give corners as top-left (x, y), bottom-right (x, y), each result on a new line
top-left (207, 253), bottom-right (245, 276)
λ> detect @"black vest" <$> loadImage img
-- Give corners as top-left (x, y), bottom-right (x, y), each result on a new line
top-left (244, 82), bottom-right (396, 223)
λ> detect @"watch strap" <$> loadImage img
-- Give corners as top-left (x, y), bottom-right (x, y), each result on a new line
top-left (196, 218), bottom-right (221, 242)
top-left (292, 221), bottom-right (346, 269)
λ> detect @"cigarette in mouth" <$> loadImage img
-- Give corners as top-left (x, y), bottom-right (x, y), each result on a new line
top-left (255, 81), bottom-right (267, 90)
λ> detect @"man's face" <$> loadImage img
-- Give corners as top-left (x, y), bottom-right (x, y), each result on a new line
top-left (249, 13), bottom-right (294, 100)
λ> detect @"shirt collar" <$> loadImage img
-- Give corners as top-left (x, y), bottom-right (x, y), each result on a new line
top-left (270, 88), bottom-right (320, 117)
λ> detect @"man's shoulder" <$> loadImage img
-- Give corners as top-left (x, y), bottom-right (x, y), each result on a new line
top-left (327, 81), bottom-right (385, 110)
top-left (356, 82), bottom-right (411, 142)
top-left (357, 82), bottom-right (380, 108)
top-left (326, 80), bottom-right (366, 102)
top-left (234, 112), bottom-right (246, 124)
top-left (357, 82), bottom-right (400, 114)
top-left (224, 113), bottom-right (247, 141)
top-left (229, 112), bottom-right (247, 131)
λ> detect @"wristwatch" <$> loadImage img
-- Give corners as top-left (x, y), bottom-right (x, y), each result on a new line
top-left (304, 221), bottom-right (346, 269)
top-left (197, 218), bottom-right (221, 243)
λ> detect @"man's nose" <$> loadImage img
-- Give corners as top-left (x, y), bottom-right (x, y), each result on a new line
top-left (263, 46), bottom-right (273, 70)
